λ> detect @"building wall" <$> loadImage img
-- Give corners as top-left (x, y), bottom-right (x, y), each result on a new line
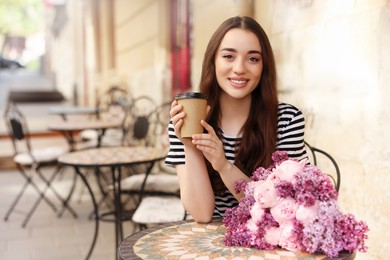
top-left (114, 0), bottom-right (168, 102)
top-left (47, 1), bottom-right (84, 104)
top-left (191, 0), bottom-right (253, 90)
top-left (254, 1), bottom-right (390, 259)
top-left (48, 0), bottom-right (171, 106)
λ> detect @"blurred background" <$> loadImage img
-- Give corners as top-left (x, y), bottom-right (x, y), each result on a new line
top-left (0, 0), bottom-right (389, 259)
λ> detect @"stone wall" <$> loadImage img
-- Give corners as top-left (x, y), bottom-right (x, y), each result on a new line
top-left (254, 1), bottom-right (390, 259)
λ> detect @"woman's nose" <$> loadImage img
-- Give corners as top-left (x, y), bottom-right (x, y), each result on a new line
top-left (233, 59), bottom-right (245, 74)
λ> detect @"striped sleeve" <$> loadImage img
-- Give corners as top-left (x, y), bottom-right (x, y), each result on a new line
top-left (276, 103), bottom-right (307, 161)
top-left (164, 121), bottom-right (185, 166)
top-left (213, 190), bottom-right (239, 218)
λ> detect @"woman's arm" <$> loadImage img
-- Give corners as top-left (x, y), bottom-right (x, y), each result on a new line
top-left (176, 145), bottom-right (215, 223)
top-left (192, 121), bottom-right (250, 201)
top-left (169, 100), bottom-right (215, 223)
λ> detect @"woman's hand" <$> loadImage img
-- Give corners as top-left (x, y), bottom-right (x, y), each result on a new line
top-left (192, 120), bottom-right (230, 172)
top-left (169, 100), bottom-right (193, 145)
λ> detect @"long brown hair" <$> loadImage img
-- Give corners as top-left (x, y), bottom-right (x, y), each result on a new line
top-left (199, 16), bottom-right (279, 193)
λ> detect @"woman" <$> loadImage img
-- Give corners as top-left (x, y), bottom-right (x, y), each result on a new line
top-left (165, 16), bottom-right (307, 223)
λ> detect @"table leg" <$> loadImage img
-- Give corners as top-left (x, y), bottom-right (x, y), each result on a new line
top-left (61, 130), bottom-right (76, 151)
top-left (96, 129), bottom-right (107, 148)
top-left (85, 168), bottom-right (114, 220)
top-left (74, 166), bottom-right (99, 260)
top-left (111, 165), bottom-right (124, 259)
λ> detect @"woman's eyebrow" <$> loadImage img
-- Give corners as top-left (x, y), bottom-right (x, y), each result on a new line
top-left (220, 48), bottom-right (237, 52)
top-left (220, 48), bottom-right (261, 55)
top-left (248, 50), bottom-right (262, 55)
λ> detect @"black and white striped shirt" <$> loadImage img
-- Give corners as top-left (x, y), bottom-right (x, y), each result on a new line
top-left (165, 103), bottom-right (307, 218)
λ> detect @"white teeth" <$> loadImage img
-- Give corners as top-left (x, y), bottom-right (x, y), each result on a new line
top-left (231, 79), bottom-right (246, 84)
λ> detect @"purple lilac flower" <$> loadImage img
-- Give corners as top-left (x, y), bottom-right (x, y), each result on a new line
top-left (271, 150), bottom-right (289, 165)
top-left (251, 210), bottom-right (279, 250)
top-left (301, 200), bottom-right (344, 257)
top-left (234, 179), bottom-right (248, 194)
top-left (275, 180), bottom-right (295, 198)
top-left (294, 165), bottom-right (338, 206)
top-left (251, 166), bottom-right (270, 181)
top-left (335, 213), bottom-right (369, 253)
top-left (295, 190), bottom-right (317, 207)
top-left (291, 220), bottom-right (305, 248)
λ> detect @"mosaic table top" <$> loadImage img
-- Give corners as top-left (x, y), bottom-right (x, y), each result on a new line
top-left (58, 146), bottom-right (167, 167)
top-left (118, 219), bottom-right (355, 260)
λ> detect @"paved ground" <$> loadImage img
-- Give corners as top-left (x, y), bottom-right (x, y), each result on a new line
top-left (0, 154), bottom-right (137, 260)
top-left (0, 134), bottom-right (138, 260)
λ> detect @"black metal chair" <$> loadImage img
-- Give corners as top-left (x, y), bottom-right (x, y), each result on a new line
top-left (97, 100), bottom-right (186, 230)
top-left (3, 102), bottom-right (76, 227)
top-left (90, 96), bottom-right (158, 217)
top-left (80, 86), bottom-right (133, 147)
top-left (121, 95), bottom-right (158, 147)
top-left (122, 101), bottom-right (186, 230)
top-left (304, 141), bottom-right (341, 192)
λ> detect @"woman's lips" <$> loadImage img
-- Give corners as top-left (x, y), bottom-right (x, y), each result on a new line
top-left (229, 78), bottom-right (248, 88)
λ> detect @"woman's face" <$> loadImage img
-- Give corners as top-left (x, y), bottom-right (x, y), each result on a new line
top-left (215, 28), bottom-right (263, 100)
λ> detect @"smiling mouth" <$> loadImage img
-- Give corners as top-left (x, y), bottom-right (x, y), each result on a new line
top-left (229, 79), bottom-right (247, 84)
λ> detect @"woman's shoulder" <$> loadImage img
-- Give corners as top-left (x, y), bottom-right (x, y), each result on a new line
top-left (277, 102), bottom-right (304, 123)
top-left (278, 102), bottom-right (301, 112)
top-left (278, 102), bottom-right (303, 116)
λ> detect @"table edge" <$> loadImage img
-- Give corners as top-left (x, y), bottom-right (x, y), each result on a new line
top-left (117, 218), bottom-right (356, 260)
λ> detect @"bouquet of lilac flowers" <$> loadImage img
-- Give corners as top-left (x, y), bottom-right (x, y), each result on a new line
top-left (223, 151), bottom-right (368, 258)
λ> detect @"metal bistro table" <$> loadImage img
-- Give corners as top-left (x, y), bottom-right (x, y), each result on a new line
top-left (49, 105), bottom-right (99, 121)
top-left (118, 219), bottom-right (356, 260)
top-left (58, 146), bottom-right (167, 260)
top-left (48, 119), bottom-right (122, 151)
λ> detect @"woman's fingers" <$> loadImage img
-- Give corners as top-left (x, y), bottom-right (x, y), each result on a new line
top-left (192, 120), bottom-right (229, 171)
top-left (170, 101), bottom-right (185, 125)
top-left (200, 120), bottom-right (216, 135)
top-left (192, 121), bottom-right (224, 160)
top-left (192, 120), bottom-right (218, 144)
top-left (169, 100), bottom-right (185, 139)
top-left (170, 100), bottom-right (182, 117)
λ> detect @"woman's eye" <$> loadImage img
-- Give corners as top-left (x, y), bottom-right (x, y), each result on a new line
top-left (248, 56), bottom-right (260, 63)
top-left (222, 54), bottom-right (234, 60)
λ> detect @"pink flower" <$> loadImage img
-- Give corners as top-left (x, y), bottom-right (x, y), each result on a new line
top-left (270, 198), bottom-right (298, 224)
top-left (264, 227), bottom-right (281, 246)
top-left (279, 221), bottom-right (303, 251)
top-left (253, 180), bottom-right (279, 208)
top-left (296, 202), bottom-right (320, 225)
top-left (245, 218), bottom-right (259, 246)
top-left (250, 202), bottom-right (265, 222)
top-left (268, 158), bottom-right (307, 183)
top-left (246, 218), bottom-right (258, 233)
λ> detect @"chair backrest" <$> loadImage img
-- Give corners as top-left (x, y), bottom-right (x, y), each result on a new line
top-left (122, 95), bottom-right (157, 147)
top-left (151, 101), bottom-right (171, 148)
top-left (150, 101), bottom-right (176, 174)
top-left (3, 102), bottom-right (33, 157)
top-left (304, 141), bottom-right (341, 192)
top-left (95, 86), bottom-right (133, 121)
